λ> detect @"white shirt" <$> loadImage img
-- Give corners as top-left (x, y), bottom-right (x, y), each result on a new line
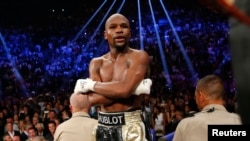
top-left (173, 104), bottom-right (242, 141)
top-left (154, 113), bottom-right (164, 131)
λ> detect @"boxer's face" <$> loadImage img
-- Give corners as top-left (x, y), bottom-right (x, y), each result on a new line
top-left (104, 14), bottom-right (131, 49)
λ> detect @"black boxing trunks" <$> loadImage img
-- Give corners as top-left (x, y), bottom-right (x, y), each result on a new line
top-left (92, 109), bottom-right (152, 141)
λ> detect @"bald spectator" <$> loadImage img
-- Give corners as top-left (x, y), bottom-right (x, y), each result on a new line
top-left (54, 93), bottom-right (98, 141)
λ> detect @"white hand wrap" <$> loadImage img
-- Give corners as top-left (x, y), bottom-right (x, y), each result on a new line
top-left (133, 78), bottom-right (152, 95)
top-left (74, 78), bottom-right (96, 93)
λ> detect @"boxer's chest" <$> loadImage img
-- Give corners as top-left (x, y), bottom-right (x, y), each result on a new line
top-left (100, 58), bottom-right (130, 81)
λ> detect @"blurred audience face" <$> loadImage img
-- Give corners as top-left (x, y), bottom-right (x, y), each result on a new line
top-left (32, 117), bottom-right (39, 126)
top-left (54, 118), bottom-right (61, 126)
top-left (18, 120), bottom-right (25, 133)
top-left (0, 111), bottom-right (4, 118)
top-left (6, 122), bottom-right (14, 132)
top-left (3, 134), bottom-right (12, 141)
top-left (35, 123), bottom-right (44, 133)
top-left (28, 128), bottom-right (37, 139)
top-left (48, 110), bottom-right (56, 119)
top-left (33, 112), bottom-right (40, 118)
top-left (13, 114), bottom-right (19, 121)
top-left (25, 115), bottom-right (31, 124)
top-left (48, 122), bottom-right (57, 134)
top-left (13, 135), bottom-right (21, 141)
top-left (6, 117), bottom-right (14, 124)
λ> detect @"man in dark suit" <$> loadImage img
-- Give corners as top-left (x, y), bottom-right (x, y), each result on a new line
top-left (20, 123), bottom-right (32, 141)
top-left (5, 122), bottom-right (20, 140)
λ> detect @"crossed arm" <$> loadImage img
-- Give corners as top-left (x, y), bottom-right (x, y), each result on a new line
top-left (76, 50), bottom-right (151, 106)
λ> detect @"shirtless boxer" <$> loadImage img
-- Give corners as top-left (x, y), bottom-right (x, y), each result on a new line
top-left (74, 13), bottom-right (152, 141)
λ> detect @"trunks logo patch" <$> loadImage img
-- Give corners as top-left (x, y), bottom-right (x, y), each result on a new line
top-left (98, 113), bottom-right (125, 126)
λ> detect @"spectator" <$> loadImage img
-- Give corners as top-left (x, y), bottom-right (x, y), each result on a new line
top-left (44, 121), bottom-right (56, 141)
top-left (4, 122), bottom-right (20, 140)
top-left (32, 117), bottom-right (40, 127)
top-left (43, 110), bottom-right (57, 134)
top-left (142, 95), bottom-right (154, 129)
top-left (54, 93), bottom-right (98, 141)
top-left (158, 109), bottom-right (185, 141)
top-left (31, 136), bottom-right (47, 141)
top-left (151, 105), bottom-right (167, 140)
top-left (26, 126), bottom-right (38, 141)
top-left (35, 123), bottom-right (46, 137)
top-left (54, 118), bottom-right (61, 127)
top-left (5, 116), bottom-right (19, 131)
top-left (2, 134), bottom-right (12, 141)
top-left (0, 111), bottom-right (6, 138)
top-left (12, 135), bottom-right (21, 141)
top-left (173, 74), bottom-right (242, 141)
top-left (20, 123), bottom-right (32, 141)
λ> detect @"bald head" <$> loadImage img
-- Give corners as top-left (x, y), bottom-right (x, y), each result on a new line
top-left (105, 13), bottom-right (130, 30)
top-left (70, 93), bottom-right (90, 112)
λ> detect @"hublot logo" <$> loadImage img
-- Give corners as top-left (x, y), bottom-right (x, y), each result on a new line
top-left (98, 113), bottom-right (125, 126)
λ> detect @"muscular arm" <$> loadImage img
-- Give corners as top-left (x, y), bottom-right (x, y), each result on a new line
top-left (91, 50), bottom-right (150, 99)
top-left (87, 57), bottom-right (114, 106)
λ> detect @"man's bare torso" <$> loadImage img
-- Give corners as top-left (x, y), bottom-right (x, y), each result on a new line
top-left (97, 49), bottom-right (145, 112)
